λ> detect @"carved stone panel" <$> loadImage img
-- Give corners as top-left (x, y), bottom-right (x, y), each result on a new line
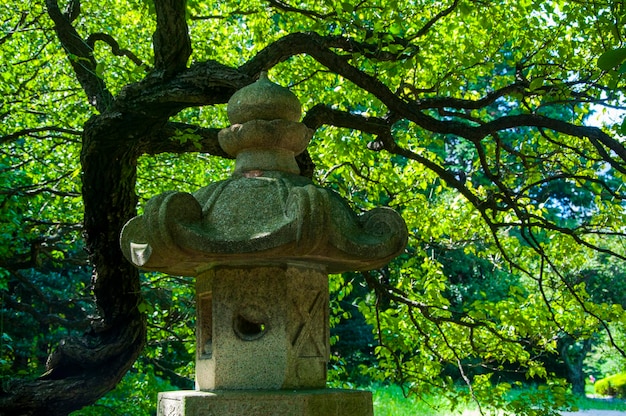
top-left (195, 265), bottom-right (328, 390)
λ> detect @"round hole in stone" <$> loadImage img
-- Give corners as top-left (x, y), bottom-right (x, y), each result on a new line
top-left (233, 314), bottom-right (267, 341)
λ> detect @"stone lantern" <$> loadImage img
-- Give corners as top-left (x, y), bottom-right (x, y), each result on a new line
top-left (120, 73), bottom-right (408, 415)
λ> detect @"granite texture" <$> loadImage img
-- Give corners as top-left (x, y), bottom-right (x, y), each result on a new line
top-left (120, 73), bottom-right (408, 276)
top-left (195, 265), bottom-right (328, 390)
top-left (120, 170), bottom-right (407, 275)
top-left (121, 74), bottom-right (398, 416)
top-left (157, 389), bottom-right (374, 416)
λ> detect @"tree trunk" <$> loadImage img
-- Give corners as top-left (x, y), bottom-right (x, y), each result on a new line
top-left (559, 336), bottom-right (593, 396)
top-left (0, 114), bottom-right (148, 416)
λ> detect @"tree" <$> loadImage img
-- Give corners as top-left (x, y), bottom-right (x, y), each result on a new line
top-left (1, 0), bottom-right (625, 414)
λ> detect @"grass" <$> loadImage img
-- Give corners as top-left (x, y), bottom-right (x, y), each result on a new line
top-left (574, 396), bottom-right (626, 411)
top-left (573, 383), bottom-right (626, 411)
top-left (371, 383), bottom-right (626, 416)
top-left (372, 384), bottom-right (470, 416)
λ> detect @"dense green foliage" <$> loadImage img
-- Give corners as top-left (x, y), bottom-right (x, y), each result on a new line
top-left (595, 372), bottom-right (626, 398)
top-left (1, 0), bottom-right (626, 415)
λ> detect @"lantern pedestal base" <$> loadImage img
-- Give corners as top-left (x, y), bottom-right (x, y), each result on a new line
top-left (157, 389), bottom-right (373, 416)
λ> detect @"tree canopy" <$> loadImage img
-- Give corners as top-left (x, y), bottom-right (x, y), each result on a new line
top-left (1, 0), bottom-right (625, 415)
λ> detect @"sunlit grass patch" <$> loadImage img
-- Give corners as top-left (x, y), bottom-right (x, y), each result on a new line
top-left (371, 383), bottom-right (626, 416)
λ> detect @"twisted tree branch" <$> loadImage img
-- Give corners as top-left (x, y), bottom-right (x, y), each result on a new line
top-left (152, 0), bottom-right (191, 77)
top-left (44, 0), bottom-right (113, 111)
top-left (86, 33), bottom-right (148, 68)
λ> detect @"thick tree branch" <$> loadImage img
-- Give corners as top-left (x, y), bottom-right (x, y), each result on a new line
top-left (152, 0), bottom-right (191, 77)
top-left (140, 122), bottom-right (229, 157)
top-left (240, 32), bottom-right (417, 77)
top-left (303, 104), bottom-right (390, 133)
top-left (483, 115), bottom-right (626, 172)
top-left (302, 105), bottom-right (485, 209)
top-left (115, 60), bottom-right (253, 115)
top-left (411, 83), bottom-right (528, 110)
top-left (44, 0), bottom-right (113, 111)
top-left (0, 317), bottom-right (145, 416)
top-left (243, 32), bottom-right (626, 177)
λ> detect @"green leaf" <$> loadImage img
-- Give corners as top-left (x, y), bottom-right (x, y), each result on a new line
top-left (389, 22), bottom-right (403, 36)
top-left (95, 62), bottom-right (105, 79)
top-left (137, 300), bottom-right (154, 315)
top-left (529, 77), bottom-right (544, 91)
top-left (597, 48), bottom-right (626, 70)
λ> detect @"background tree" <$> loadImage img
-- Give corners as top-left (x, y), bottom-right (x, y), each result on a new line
top-left (1, 0), bottom-right (625, 415)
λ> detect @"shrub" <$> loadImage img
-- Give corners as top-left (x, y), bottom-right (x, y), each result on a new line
top-left (594, 373), bottom-right (626, 398)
